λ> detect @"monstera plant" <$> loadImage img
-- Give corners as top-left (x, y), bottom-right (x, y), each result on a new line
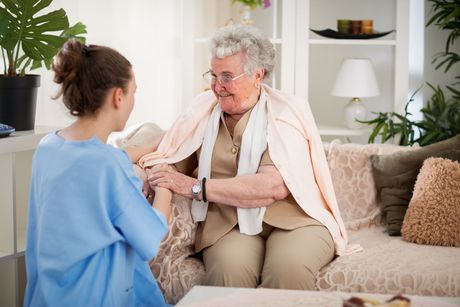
top-left (0, 0), bottom-right (86, 76)
top-left (0, 0), bottom-right (86, 130)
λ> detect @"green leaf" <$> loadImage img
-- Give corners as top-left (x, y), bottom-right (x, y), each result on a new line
top-left (60, 22), bottom-right (87, 43)
top-left (380, 124), bottom-right (390, 143)
top-left (30, 59), bottom-right (43, 70)
top-left (20, 0), bottom-right (53, 16)
top-left (0, 9), bottom-right (10, 44)
top-left (1, 0), bottom-right (22, 17)
top-left (31, 10), bottom-right (69, 33)
top-left (0, 0), bottom-right (86, 76)
top-left (368, 121), bottom-right (385, 144)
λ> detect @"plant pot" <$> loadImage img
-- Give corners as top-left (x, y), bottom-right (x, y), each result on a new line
top-left (0, 75), bottom-right (41, 131)
top-left (240, 5), bottom-right (254, 25)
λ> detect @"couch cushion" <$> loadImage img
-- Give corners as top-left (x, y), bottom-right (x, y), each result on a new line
top-left (370, 134), bottom-right (460, 236)
top-left (326, 140), bottom-right (413, 230)
top-left (315, 226), bottom-right (460, 296)
top-left (402, 157), bottom-right (460, 246)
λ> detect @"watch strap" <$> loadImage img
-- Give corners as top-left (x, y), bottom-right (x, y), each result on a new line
top-left (202, 177), bottom-right (207, 203)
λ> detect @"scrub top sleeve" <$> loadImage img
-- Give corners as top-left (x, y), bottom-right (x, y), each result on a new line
top-left (113, 190), bottom-right (169, 261)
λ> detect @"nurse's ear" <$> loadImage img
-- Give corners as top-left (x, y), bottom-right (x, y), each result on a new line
top-left (111, 87), bottom-right (124, 110)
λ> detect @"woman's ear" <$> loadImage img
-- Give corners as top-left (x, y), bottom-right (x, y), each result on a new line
top-left (112, 88), bottom-right (124, 110)
top-left (255, 69), bottom-right (265, 88)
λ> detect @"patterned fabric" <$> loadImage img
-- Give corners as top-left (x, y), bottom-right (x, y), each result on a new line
top-left (326, 140), bottom-right (414, 230)
top-left (148, 194), bottom-right (204, 305)
top-left (316, 225), bottom-right (460, 296)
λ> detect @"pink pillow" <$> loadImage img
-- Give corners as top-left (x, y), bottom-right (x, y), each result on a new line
top-left (326, 140), bottom-right (414, 230)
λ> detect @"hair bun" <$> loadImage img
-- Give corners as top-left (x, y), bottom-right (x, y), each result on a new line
top-left (52, 39), bottom-right (85, 85)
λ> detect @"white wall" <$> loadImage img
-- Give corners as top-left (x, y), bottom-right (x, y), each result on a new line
top-left (34, 0), bottom-right (182, 130)
top-left (407, 0), bottom-right (424, 122)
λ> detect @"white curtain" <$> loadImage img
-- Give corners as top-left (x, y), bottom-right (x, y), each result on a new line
top-left (35, 0), bottom-right (182, 130)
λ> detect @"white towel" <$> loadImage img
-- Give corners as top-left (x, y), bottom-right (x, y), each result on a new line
top-left (191, 91), bottom-right (268, 235)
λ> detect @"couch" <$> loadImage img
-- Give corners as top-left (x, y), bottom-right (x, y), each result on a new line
top-left (114, 123), bottom-right (460, 304)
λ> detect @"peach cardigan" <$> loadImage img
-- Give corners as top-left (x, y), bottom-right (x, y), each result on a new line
top-left (139, 85), bottom-right (361, 255)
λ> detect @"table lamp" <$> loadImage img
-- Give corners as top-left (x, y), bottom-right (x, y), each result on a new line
top-left (331, 58), bottom-right (380, 129)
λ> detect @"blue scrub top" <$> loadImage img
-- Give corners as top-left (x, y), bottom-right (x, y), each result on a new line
top-left (24, 133), bottom-right (169, 307)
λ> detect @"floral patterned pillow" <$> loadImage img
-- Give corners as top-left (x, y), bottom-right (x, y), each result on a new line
top-left (326, 140), bottom-right (414, 230)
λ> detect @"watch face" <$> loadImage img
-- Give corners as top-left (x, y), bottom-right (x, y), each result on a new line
top-left (192, 181), bottom-right (201, 194)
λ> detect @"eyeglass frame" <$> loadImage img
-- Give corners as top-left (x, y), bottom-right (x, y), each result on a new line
top-left (202, 70), bottom-right (247, 86)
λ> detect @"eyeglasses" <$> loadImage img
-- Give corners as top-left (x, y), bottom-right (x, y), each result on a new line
top-left (202, 70), bottom-right (246, 86)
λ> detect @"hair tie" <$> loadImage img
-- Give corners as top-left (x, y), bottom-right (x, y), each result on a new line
top-left (82, 45), bottom-right (90, 56)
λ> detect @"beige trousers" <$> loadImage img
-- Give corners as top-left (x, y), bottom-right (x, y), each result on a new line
top-left (202, 224), bottom-right (335, 290)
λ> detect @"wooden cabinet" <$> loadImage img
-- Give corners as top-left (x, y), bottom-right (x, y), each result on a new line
top-left (0, 127), bottom-right (56, 307)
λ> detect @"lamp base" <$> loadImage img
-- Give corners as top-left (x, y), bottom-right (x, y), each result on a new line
top-left (344, 98), bottom-right (366, 129)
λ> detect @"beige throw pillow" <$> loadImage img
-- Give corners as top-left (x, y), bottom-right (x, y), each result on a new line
top-left (402, 157), bottom-right (460, 247)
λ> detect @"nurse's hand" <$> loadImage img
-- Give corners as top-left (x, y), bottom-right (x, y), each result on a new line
top-left (143, 181), bottom-right (155, 205)
top-left (152, 186), bottom-right (172, 221)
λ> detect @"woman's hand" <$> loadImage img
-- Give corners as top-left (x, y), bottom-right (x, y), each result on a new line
top-left (146, 163), bottom-right (196, 198)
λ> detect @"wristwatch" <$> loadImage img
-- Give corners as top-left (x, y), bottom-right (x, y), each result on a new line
top-left (191, 180), bottom-right (202, 201)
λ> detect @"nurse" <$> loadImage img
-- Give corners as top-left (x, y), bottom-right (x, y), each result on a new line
top-left (24, 39), bottom-right (170, 307)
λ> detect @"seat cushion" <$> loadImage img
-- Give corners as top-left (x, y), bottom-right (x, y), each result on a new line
top-left (315, 226), bottom-right (460, 296)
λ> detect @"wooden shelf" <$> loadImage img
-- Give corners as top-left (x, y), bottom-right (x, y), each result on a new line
top-left (309, 39), bottom-right (396, 46)
top-left (318, 124), bottom-right (371, 136)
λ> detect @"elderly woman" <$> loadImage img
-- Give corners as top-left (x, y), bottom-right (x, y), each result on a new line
top-left (138, 25), bottom-right (359, 289)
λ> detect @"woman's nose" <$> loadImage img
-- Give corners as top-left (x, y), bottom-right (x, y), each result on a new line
top-left (213, 81), bottom-right (224, 92)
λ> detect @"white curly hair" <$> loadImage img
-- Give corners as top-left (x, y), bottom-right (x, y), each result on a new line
top-left (209, 24), bottom-right (276, 79)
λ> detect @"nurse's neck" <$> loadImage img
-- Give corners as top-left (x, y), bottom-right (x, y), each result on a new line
top-left (58, 115), bottom-right (114, 144)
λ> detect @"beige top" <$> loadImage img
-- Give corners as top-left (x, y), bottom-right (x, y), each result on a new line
top-left (175, 108), bottom-right (320, 252)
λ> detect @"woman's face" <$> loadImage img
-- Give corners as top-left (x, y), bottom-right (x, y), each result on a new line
top-left (210, 51), bottom-right (262, 115)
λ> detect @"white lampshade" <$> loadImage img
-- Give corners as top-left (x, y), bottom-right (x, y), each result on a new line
top-left (330, 58), bottom-right (380, 129)
top-left (331, 58), bottom-right (380, 98)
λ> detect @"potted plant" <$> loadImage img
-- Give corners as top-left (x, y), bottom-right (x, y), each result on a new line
top-left (0, 0), bottom-right (86, 131)
top-left (232, 0), bottom-right (271, 24)
top-left (360, 0), bottom-right (460, 146)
